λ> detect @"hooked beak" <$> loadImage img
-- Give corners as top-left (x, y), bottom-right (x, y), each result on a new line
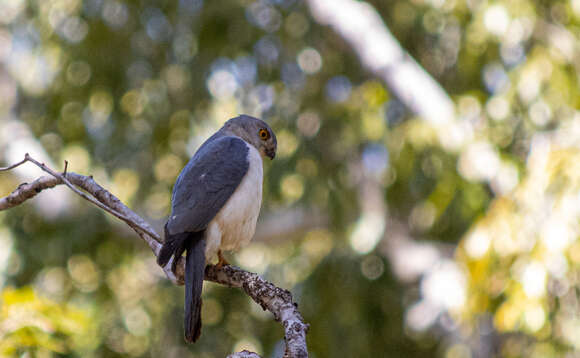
top-left (265, 148), bottom-right (276, 160)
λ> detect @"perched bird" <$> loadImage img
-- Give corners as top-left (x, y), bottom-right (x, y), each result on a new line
top-left (157, 114), bottom-right (277, 343)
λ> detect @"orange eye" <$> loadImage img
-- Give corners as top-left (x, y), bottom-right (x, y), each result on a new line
top-left (259, 129), bottom-right (270, 140)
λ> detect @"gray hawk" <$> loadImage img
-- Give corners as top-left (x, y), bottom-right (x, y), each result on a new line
top-left (157, 114), bottom-right (277, 343)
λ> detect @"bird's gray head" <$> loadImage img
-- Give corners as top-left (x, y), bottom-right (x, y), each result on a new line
top-left (221, 115), bottom-right (277, 159)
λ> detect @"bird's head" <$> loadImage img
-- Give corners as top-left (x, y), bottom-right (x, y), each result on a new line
top-left (222, 115), bottom-right (277, 160)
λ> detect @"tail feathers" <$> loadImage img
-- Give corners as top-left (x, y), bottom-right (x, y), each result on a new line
top-left (158, 226), bottom-right (206, 343)
top-left (184, 237), bottom-right (206, 343)
top-left (157, 227), bottom-right (189, 269)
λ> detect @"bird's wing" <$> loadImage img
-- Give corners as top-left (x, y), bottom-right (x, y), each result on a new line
top-left (166, 136), bottom-right (250, 235)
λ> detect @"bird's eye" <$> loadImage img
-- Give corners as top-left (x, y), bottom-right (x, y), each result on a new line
top-left (259, 129), bottom-right (270, 140)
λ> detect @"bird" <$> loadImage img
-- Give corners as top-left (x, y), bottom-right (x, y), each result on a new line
top-left (157, 114), bottom-right (277, 343)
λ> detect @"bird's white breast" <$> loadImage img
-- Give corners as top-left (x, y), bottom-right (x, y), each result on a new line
top-left (205, 143), bottom-right (263, 261)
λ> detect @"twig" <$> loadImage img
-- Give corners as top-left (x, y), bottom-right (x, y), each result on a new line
top-left (0, 154), bottom-right (177, 283)
top-left (0, 154), bottom-right (309, 357)
top-left (0, 156), bottom-right (28, 171)
top-left (25, 154), bottom-right (158, 239)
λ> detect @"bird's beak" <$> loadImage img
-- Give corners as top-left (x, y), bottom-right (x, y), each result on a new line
top-left (265, 148), bottom-right (276, 160)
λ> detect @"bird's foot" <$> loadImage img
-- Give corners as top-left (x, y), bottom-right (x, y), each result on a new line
top-left (216, 250), bottom-right (230, 269)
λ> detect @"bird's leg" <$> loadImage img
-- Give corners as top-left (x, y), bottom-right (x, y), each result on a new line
top-left (216, 250), bottom-right (230, 268)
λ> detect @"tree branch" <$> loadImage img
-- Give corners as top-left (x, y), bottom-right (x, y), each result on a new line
top-left (306, 0), bottom-right (456, 124)
top-left (0, 156), bottom-right (29, 171)
top-left (0, 154), bottom-right (175, 281)
top-left (207, 265), bottom-right (309, 358)
top-left (0, 154), bottom-right (309, 357)
top-left (227, 350), bottom-right (262, 358)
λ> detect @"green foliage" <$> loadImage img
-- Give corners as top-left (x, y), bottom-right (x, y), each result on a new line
top-left (0, 287), bottom-right (96, 356)
top-left (0, 0), bottom-right (579, 357)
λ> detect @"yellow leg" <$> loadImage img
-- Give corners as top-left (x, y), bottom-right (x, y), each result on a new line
top-left (216, 250), bottom-right (229, 268)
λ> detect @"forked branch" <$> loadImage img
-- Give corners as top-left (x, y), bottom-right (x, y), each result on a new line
top-left (0, 154), bottom-right (308, 358)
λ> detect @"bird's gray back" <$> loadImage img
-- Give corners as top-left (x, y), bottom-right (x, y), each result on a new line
top-left (166, 135), bottom-right (249, 235)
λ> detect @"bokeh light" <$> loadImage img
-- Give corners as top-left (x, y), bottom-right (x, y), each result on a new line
top-left (0, 0), bottom-right (579, 357)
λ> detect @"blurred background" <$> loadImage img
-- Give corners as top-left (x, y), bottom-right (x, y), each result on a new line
top-left (0, 0), bottom-right (579, 357)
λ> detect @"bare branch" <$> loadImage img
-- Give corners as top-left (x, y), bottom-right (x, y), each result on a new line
top-left (227, 350), bottom-right (262, 358)
top-left (0, 155), bottom-right (309, 357)
top-left (0, 156), bottom-right (28, 172)
top-left (0, 175), bottom-right (60, 210)
top-left (0, 155), bottom-right (178, 283)
top-left (306, 0), bottom-right (455, 124)
top-left (25, 155), bottom-right (159, 239)
top-left (61, 173), bottom-right (162, 249)
top-left (206, 265), bottom-right (309, 358)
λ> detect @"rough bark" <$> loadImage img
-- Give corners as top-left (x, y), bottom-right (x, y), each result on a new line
top-left (227, 350), bottom-right (262, 358)
top-left (207, 265), bottom-right (309, 358)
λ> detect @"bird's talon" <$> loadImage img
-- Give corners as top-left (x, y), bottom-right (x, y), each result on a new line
top-left (216, 250), bottom-right (229, 268)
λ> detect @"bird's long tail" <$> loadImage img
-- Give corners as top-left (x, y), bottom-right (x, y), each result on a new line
top-left (184, 236), bottom-right (205, 343)
top-left (157, 228), bottom-right (206, 343)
